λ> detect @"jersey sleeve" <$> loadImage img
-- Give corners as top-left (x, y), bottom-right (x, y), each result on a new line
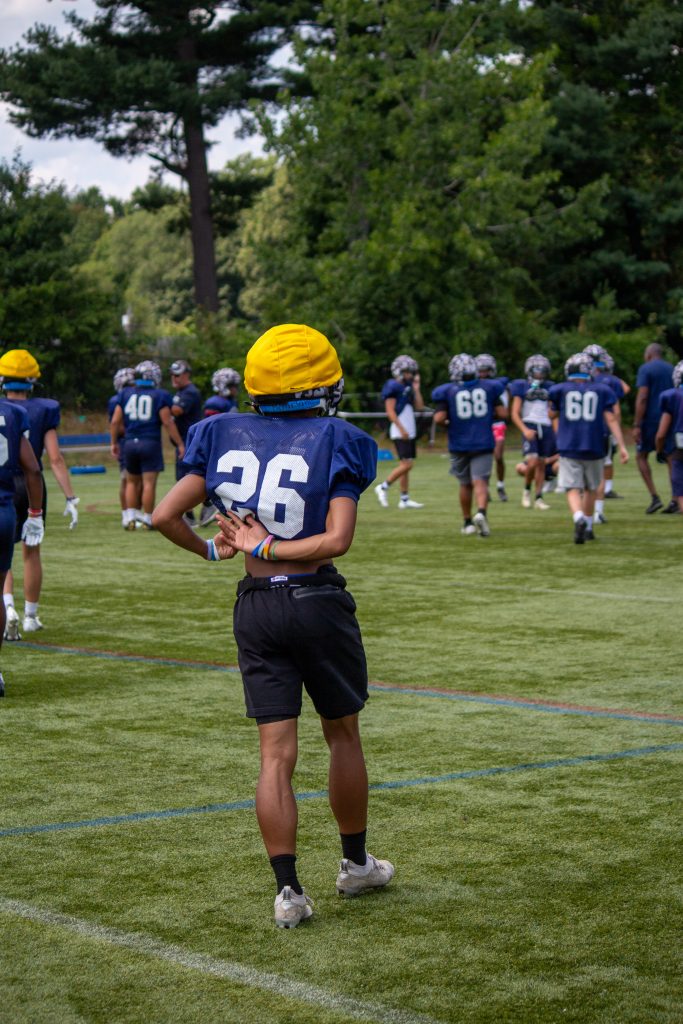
top-left (173, 389), bottom-right (194, 412)
top-left (182, 419), bottom-right (212, 476)
top-left (509, 379), bottom-right (525, 400)
top-left (158, 390), bottom-right (172, 411)
top-left (431, 382), bottom-right (450, 407)
top-left (548, 384), bottom-right (561, 413)
top-left (599, 384), bottom-right (615, 411)
top-left (381, 380), bottom-right (401, 402)
top-left (491, 380), bottom-right (505, 404)
top-left (635, 364), bottom-right (649, 389)
top-left (329, 432), bottom-right (378, 501)
top-left (46, 401), bottom-right (60, 431)
top-left (16, 405), bottom-right (30, 435)
top-left (660, 390), bottom-right (674, 416)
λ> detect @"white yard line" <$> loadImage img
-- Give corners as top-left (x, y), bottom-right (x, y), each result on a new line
top-left (0, 898), bottom-right (443, 1024)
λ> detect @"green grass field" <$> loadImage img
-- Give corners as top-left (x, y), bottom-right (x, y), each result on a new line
top-left (1, 445), bottom-right (681, 1024)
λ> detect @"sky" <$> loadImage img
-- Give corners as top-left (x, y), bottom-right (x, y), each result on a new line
top-left (0, 0), bottom-right (264, 198)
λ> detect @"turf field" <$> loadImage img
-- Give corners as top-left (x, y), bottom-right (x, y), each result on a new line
top-left (1, 446), bottom-right (681, 1024)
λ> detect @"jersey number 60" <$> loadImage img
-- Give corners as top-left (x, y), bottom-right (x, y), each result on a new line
top-left (214, 450), bottom-right (308, 538)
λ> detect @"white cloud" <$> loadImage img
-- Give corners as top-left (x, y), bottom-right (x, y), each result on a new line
top-left (0, 1), bottom-right (265, 198)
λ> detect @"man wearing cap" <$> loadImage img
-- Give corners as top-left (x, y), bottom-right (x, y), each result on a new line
top-left (169, 360), bottom-right (202, 525)
top-left (0, 348), bottom-right (79, 638)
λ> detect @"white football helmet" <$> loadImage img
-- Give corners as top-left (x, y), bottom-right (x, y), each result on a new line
top-left (391, 355), bottom-right (419, 379)
top-left (134, 360), bottom-right (162, 386)
top-left (564, 353), bottom-right (594, 379)
top-left (113, 367), bottom-right (135, 391)
top-left (475, 353), bottom-right (497, 377)
top-left (673, 360), bottom-right (683, 389)
top-left (524, 354), bottom-right (551, 382)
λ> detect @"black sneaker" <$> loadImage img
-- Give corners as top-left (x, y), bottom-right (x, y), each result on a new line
top-left (585, 528), bottom-right (595, 540)
top-left (661, 500), bottom-right (680, 514)
top-left (497, 486), bottom-right (508, 502)
top-left (604, 491), bottom-right (624, 500)
top-left (645, 495), bottom-right (663, 514)
top-left (573, 519), bottom-right (587, 544)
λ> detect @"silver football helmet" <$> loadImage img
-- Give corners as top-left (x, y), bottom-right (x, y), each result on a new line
top-left (134, 360), bottom-right (162, 386)
top-left (391, 355), bottom-right (419, 379)
top-left (673, 360), bottom-right (683, 389)
top-left (475, 353), bottom-right (497, 377)
top-left (448, 353), bottom-right (478, 383)
top-left (211, 367), bottom-right (241, 396)
top-left (113, 367), bottom-right (135, 391)
top-left (524, 354), bottom-right (551, 382)
top-left (564, 353), bottom-right (594, 379)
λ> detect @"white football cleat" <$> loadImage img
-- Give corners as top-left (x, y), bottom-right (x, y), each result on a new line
top-left (22, 614), bottom-right (44, 633)
top-left (398, 498), bottom-right (424, 509)
top-left (4, 606), bottom-right (21, 641)
top-left (336, 853), bottom-right (394, 897)
top-left (274, 886), bottom-right (314, 928)
top-left (534, 497), bottom-right (550, 511)
top-left (473, 511), bottom-right (490, 537)
top-left (521, 490), bottom-right (532, 508)
top-left (374, 484), bottom-right (389, 508)
top-left (460, 524), bottom-right (476, 535)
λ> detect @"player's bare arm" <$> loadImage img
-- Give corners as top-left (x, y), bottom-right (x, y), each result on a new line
top-left (218, 497), bottom-right (358, 575)
top-left (633, 385), bottom-right (649, 443)
top-left (604, 410), bottom-right (629, 463)
top-left (384, 396), bottom-right (408, 439)
top-left (511, 395), bottom-right (535, 440)
top-left (110, 403), bottom-right (123, 458)
top-left (412, 373), bottom-right (425, 411)
top-left (495, 401), bottom-right (509, 422)
top-left (655, 411), bottom-right (672, 454)
top-left (152, 474), bottom-right (236, 560)
top-left (19, 436), bottom-right (43, 511)
top-left (433, 409), bottom-right (448, 427)
top-left (160, 406), bottom-right (185, 458)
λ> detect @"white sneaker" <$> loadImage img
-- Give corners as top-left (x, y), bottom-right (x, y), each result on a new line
top-left (199, 503), bottom-right (216, 527)
top-left (542, 479), bottom-right (557, 493)
top-left (374, 484), bottom-right (389, 508)
top-left (473, 511), bottom-right (490, 537)
top-left (398, 498), bottom-right (424, 509)
top-left (4, 606), bottom-right (21, 641)
top-left (23, 614), bottom-right (43, 633)
top-left (274, 886), bottom-right (314, 928)
top-left (534, 497), bottom-right (550, 511)
top-left (521, 490), bottom-right (532, 508)
top-left (461, 524), bottom-right (476, 535)
top-left (336, 853), bottom-right (394, 897)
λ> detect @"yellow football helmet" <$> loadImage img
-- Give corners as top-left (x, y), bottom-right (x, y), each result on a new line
top-left (245, 324), bottom-right (344, 414)
top-left (0, 349), bottom-right (41, 382)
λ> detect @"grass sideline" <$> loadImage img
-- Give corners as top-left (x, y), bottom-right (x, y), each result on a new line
top-left (1, 448), bottom-right (681, 1024)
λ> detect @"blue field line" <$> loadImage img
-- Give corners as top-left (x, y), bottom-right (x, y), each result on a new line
top-left (16, 642), bottom-right (683, 726)
top-left (1, 742), bottom-right (680, 840)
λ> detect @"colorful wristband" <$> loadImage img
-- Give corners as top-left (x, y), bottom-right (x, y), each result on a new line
top-left (28, 508), bottom-right (43, 517)
top-left (251, 534), bottom-right (276, 559)
top-left (206, 539), bottom-right (220, 561)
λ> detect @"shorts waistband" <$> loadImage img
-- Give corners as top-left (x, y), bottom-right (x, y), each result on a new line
top-left (236, 565), bottom-right (346, 596)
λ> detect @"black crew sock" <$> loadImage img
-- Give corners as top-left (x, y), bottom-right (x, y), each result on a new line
top-left (270, 854), bottom-right (303, 895)
top-left (340, 829), bottom-right (367, 866)
top-left (463, 517), bottom-right (473, 526)
top-left (477, 508), bottom-right (487, 517)
top-left (535, 492), bottom-right (543, 501)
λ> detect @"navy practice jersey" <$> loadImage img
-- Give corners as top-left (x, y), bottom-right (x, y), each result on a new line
top-left (204, 395), bottom-right (237, 417)
top-left (117, 385), bottom-right (172, 441)
top-left (595, 373), bottom-right (624, 435)
top-left (172, 382), bottom-right (202, 440)
top-left (548, 381), bottom-right (616, 460)
top-left (7, 396), bottom-right (60, 469)
top-left (509, 379), bottom-right (554, 426)
top-left (636, 358), bottom-right (673, 429)
top-left (0, 400), bottom-right (30, 504)
top-left (183, 413), bottom-right (377, 540)
top-left (381, 379), bottom-right (417, 439)
top-left (431, 378), bottom-right (505, 452)
top-left (660, 388), bottom-right (683, 457)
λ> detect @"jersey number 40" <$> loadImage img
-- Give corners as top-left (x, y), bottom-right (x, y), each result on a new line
top-left (124, 394), bottom-right (153, 421)
top-left (214, 450), bottom-right (307, 538)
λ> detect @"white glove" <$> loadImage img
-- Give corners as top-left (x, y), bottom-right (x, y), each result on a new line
top-left (64, 496), bottom-right (79, 529)
top-left (22, 515), bottom-right (44, 547)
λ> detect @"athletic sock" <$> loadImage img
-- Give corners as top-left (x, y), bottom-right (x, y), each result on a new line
top-left (142, 512), bottom-right (152, 526)
top-left (477, 508), bottom-right (487, 517)
top-left (497, 481), bottom-right (505, 490)
top-left (585, 515), bottom-right (593, 529)
top-left (25, 601), bottom-right (38, 617)
top-left (535, 492), bottom-right (543, 501)
top-left (400, 492), bottom-right (409, 501)
top-left (573, 510), bottom-right (584, 524)
top-left (124, 508), bottom-right (136, 525)
top-left (270, 854), bottom-right (303, 895)
top-left (340, 829), bottom-right (367, 867)
top-left (380, 481), bottom-right (389, 491)
top-left (595, 500), bottom-right (604, 516)
top-left (605, 480), bottom-right (613, 495)
top-left (3, 594), bottom-right (14, 610)
top-left (463, 517), bottom-right (473, 527)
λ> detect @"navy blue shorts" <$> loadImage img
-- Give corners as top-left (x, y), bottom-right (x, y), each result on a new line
top-left (175, 454), bottom-right (193, 482)
top-left (233, 569), bottom-right (368, 722)
top-left (637, 425), bottom-right (673, 455)
top-left (124, 438), bottom-right (164, 475)
top-left (522, 423), bottom-right (556, 459)
top-left (0, 501), bottom-right (17, 572)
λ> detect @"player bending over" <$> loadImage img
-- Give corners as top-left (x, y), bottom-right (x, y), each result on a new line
top-left (548, 354), bottom-right (628, 544)
top-left (153, 323), bottom-right (393, 928)
top-left (432, 354), bottom-right (508, 537)
top-left (656, 360), bottom-right (683, 514)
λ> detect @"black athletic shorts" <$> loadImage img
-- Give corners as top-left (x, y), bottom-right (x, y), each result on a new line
top-left (13, 473), bottom-right (47, 544)
top-left (233, 566), bottom-right (368, 722)
top-left (394, 438), bottom-right (416, 460)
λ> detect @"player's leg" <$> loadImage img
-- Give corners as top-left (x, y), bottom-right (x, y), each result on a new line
top-left (521, 431), bottom-right (539, 506)
top-left (459, 481), bottom-right (473, 531)
top-left (636, 441), bottom-right (663, 513)
top-left (140, 471), bottom-right (160, 529)
top-left (558, 457), bottom-right (588, 543)
top-left (0, 501), bottom-right (15, 687)
top-left (256, 718), bottom-right (299, 857)
top-left (321, 713), bottom-right (368, 835)
top-left (493, 426), bottom-right (507, 501)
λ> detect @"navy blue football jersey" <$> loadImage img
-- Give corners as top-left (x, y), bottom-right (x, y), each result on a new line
top-left (204, 395), bottom-right (237, 417)
top-left (548, 381), bottom-right (616, 459)
top-left (0, 400), bottom-right (30, 504)
top-left (660, 388), bottom-right (683, 454)
top-left (117, 385), bottom-right (172, 441)
top-left (172, 382), bottom-right (202, 440)
top-left (107, 394), bottom-right (118, 421)
top-left (183, 414), bottom-right (377, 539)
top-left (431, 378), bottom-right (505, 452)
top-left (636, 358), bottom-right (673, 429)
top-left (7, 396), bottom-right (60, 469)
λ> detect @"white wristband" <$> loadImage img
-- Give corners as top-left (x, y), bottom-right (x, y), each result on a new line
top-left (206, 539), bottom-right (220, 561)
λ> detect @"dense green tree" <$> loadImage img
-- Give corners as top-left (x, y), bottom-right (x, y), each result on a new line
top-left (0, 157), bottom-right (121, 407)
top-left (0, 0), bottom-right (319, 313)
top-left (239, 0), bottom-right (607, 388)
top-left (509, 0), bottom-right (683, 353)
